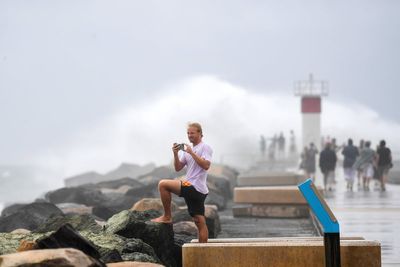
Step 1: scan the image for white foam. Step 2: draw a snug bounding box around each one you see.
[32,75,400,179]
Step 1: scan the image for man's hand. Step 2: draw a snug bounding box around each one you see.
[184,143,211,170]
[184,143,193,155]
[172,143,180,154]
[173,143,185,172]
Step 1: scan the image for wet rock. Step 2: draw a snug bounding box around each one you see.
[93,205,119,220]
[85,177,144,191]
[57,202,93,215]
[173,221,197,236]
[172,205,220,238]
[131,198,178,212]
[34,214,102,234]
[0,232,46,255]
[208,164,239,191]
[101,249,123,263]
[0,248,104,267]
[136,166,185,184]
[0,203,25,217]
[205,189,226,210]
[82,231,160,264]
[36,223,102,261]
[105,210,175,267]
[122,252,160,263]
[204,205,221,238]
[17,240,37,252]
[0,202,63,232]
[98,195,138,215]
[208,174,232,200]
[45,187,109,207]
[125,182,160,201]
[11,229,31,235]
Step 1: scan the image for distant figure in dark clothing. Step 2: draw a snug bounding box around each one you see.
[319,143,337,191]
[260,135,266,158]
[277,132,285,159]
[376,140,392,191]
[289,130,297,158]
[342,139,359,191]
[353,141,375,191]
[304,143,318,182]
[355,139,365,188]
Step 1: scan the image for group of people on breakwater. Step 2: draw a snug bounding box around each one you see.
[300,138,393,192]
[259,130,297,160]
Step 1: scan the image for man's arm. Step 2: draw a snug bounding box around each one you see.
[172,143,185,172]
[189,151,211,170]
[185,145,211,170]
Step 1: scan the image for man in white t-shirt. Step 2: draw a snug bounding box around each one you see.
[151,122,213,243]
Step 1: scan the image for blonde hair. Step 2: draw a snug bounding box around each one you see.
[187,122,203,137]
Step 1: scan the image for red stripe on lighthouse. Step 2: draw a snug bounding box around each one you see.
[301,97,321,113]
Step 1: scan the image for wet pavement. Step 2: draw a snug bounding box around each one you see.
[218,200,319,238]
[322,177,400,266]
[219,166,399,266]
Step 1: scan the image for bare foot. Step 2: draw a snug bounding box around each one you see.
[151,216,172,224]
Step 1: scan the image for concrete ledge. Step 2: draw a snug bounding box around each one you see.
[232,204,310,218]
[234,186,322,204]
[183,240,381,267]
[190,237,366,243]
[237,172,303,186]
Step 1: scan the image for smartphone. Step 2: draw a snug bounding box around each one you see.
[179,144,185,150]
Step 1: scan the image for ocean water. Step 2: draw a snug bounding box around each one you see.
[0,165,62,211]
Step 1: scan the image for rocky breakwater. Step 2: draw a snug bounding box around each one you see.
[0,163,236,267]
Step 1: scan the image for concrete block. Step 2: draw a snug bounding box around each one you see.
[183,240,381,267]
[190,237,366,243]
[232,204,310,218]
[234,186,321,204]
[237,172,304,186]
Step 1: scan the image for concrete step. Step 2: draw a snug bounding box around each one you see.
[234,186,323,204]
[183,240,381,267]
[237,172,304,186]
[232,204,310,218]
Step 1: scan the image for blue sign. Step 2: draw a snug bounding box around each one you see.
[298,179,339,233]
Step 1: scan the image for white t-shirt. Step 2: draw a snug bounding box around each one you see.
[179,142,213,194]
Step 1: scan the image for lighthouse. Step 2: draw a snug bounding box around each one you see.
[294,74,328,151]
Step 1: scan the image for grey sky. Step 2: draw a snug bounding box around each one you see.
[0,0,399,164]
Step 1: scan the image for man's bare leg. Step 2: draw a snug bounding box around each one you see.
[381,173,387,191]
[193,215,208,243]
[151,179,181,223]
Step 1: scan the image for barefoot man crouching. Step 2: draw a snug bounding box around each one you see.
[151,122,212,243]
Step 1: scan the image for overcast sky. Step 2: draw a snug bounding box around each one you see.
[0,0,399,165]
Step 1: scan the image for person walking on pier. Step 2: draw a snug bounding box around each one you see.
[356,139,365,188]
[353,141,375,191]
[151,122,213,243]
[289,130,297,159]
[260,135,266,159]
[278,132,286,159]
[376,140,392,191]
[319,142,337,191]
[304,143,318,182]
[342,139,359,191]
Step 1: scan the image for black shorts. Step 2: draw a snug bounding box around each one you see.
[179,181,207,217]
[377,164,391,178]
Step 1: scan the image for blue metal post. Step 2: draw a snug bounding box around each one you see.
[298,179,341,267]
